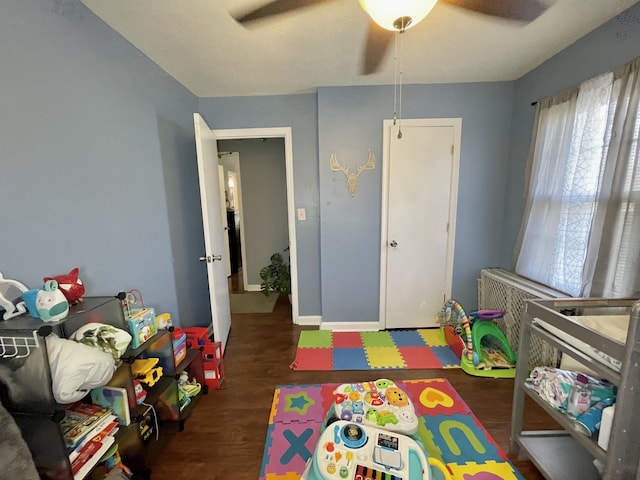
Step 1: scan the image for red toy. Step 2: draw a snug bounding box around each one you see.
[44,267,85,305]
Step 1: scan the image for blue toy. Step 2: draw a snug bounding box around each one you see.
[301,421,451,480]
[304,380,452,480]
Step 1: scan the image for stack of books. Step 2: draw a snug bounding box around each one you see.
[60,402,119,479]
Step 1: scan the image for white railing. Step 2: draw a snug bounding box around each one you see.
[478,268,566,367]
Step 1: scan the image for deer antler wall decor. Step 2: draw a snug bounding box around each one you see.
[330,149,376,198]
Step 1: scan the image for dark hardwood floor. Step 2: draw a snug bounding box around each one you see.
[149,273,553,479]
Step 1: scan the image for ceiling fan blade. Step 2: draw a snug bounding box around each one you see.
[233,0,337,24]
[362,19,395,75]
[440,0,551,22]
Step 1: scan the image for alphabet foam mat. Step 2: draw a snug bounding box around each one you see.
[290,329,461,370]
[259,378,524,479]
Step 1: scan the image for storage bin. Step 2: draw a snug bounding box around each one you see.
[172,332,187,366]
[202,341,224,390]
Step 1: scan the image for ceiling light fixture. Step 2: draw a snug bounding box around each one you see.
[359,0,437,32]
[360,0,437,139]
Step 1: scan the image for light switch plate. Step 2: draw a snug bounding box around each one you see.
[297,208,306,221]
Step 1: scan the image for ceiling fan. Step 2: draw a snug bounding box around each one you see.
[232,0,551,75]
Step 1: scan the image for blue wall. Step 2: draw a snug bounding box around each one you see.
[502,3,640,266]
[318,84,514,321]
[200,82,514,321]
[0,0,207,326]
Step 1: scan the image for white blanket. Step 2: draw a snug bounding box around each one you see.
[534,315,628,372]
[46,335,115,404]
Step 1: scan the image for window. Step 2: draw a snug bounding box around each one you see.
[515,57,640,298]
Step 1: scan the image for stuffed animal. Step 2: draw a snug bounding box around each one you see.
[36,280,69,322]
[44,267,85,305]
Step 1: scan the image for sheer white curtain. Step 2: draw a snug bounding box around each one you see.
[515,56,640,298]
[515,74,613,296]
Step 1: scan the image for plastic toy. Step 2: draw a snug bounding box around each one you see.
[43,267,85,305]
[0,272,28,320]
[155,312,173,330]
[322,379,419,435]
[126,308,157,348]
[131,358,163,387]
[119,289,145,318]
[134,379,147,404]
[438,299,517,378]
[301,421,451,480]
[36,280,69,322]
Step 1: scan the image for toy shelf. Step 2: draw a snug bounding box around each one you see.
[0,297,151,480]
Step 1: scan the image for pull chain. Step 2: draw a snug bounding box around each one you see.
[393,31,398,127]
[397,28,404,139]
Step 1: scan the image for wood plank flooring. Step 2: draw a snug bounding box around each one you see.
[149,288,554,479]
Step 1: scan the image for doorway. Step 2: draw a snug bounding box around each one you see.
[217,152,242,280]
[212,127,299,324]
[379,118,461,329]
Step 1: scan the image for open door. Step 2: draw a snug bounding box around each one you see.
[194,113,231,353]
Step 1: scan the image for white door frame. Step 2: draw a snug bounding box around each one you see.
[379,118,461,328]
[212,127,299,325]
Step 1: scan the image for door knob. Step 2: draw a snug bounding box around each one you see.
[389,240,398,247]
[199,256,208,262]
[212,255,223,262]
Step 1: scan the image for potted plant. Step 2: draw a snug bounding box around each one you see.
[260,248,291,299]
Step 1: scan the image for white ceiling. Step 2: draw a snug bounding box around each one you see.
[80,0,639,97]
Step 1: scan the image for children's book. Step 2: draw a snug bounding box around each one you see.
[90,386,131,426]
[72,435,115,480]
[68,418,119,464]
[60,403,113,449]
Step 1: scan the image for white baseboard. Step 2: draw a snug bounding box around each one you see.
[320,321,382,332]
[296,315,321,326]
[245,284,261,292]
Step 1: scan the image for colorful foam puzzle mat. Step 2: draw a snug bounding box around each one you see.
[259,378,524,480]
[290,329,461,370]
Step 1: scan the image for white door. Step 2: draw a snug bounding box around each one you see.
[194,113,232,353]
[218,165,232,277]
[380,119,461,329]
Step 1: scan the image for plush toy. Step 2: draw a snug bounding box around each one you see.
[44,267,85,305]
[36,280,69,322]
